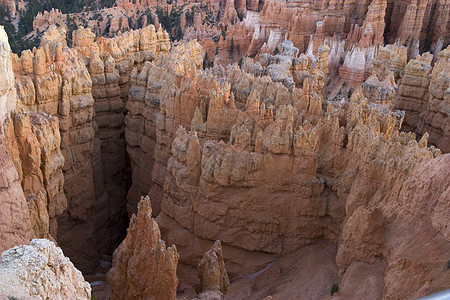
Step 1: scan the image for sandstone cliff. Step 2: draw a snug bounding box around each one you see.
[6,112,66,240]
[72,24,171,256]
[0,25,31,253]
[149,41,447,299]
[125,40,202,215]
[3,23,172,273]
[11,25,98,272]
[0,3,449,299]
[395,45,450,153]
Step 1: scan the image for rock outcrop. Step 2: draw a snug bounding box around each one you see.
[33,9,65,31]
[11,26,98,272]
[146,41,447,299]
[197,240,230,299]
[73,25,171,220]
[0,3,449,298]
[107,196,179,300]
[2,23,173,273]
[395,51,434,133]
[395,45,450,153]
[72,24,171,255]
[0,25,31,253]
[385,0,450,55]
[0,239,91,300]
[125,40,202,215]
[6,112,66,240]
[416,46,450,153]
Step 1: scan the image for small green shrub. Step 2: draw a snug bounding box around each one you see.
[330,283,339,295]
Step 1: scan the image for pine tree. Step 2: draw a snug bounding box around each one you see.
[229,37,234,59]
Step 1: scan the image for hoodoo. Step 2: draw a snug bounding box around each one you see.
[0,0,448,299]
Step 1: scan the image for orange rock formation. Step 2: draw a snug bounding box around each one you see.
[0,1,449,298]
[197,240,230,299]
[107,196,179,300]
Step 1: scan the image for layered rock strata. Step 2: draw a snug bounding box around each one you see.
[395,51,434,133]
[146,42,448,299]
[395,46,450,153]
[416,46,450,153]
[72,25,171,219]
[125,40,202,215]
[0,26,31,253]
[6,112,66,240]
[2,24,172,272]
[0,4,449,299]
[384,0,450,54]
[11,26,98,272]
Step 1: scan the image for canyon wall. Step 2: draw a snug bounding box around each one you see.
[1,23,172,273]
[11,26,98,272]
[0,26,31,252]
[0,1,449,298]
[6,112,65,241]
[72,24,171,257]
[125,40,202,215]
[395,45,450,152]
[120,39,449,298]
[384,0,450,55]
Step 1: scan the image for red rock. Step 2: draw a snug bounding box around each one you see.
[197,240,230,297]
[107,196,179,300]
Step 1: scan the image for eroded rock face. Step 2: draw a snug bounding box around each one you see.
[73,25,171,224]
[385,0,450,55]
[0,26,31,253]
[107,196,179,300]
[72,24,171,257]
[380,154,450,298]
[3,23,173,272]
[395,51,433,133]
[0,4,449,298]
[6,112,66,240]
[0,239,91,300]
[395,45,450,153]
[145,41,447,299]
[10,25,99,272]
[125,40,202,216]
[416,46,450,153]
[197,240,230,298]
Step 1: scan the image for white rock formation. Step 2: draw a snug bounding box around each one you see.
[0,239,91,300]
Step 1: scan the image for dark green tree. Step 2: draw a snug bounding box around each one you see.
[229,37,234,59]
